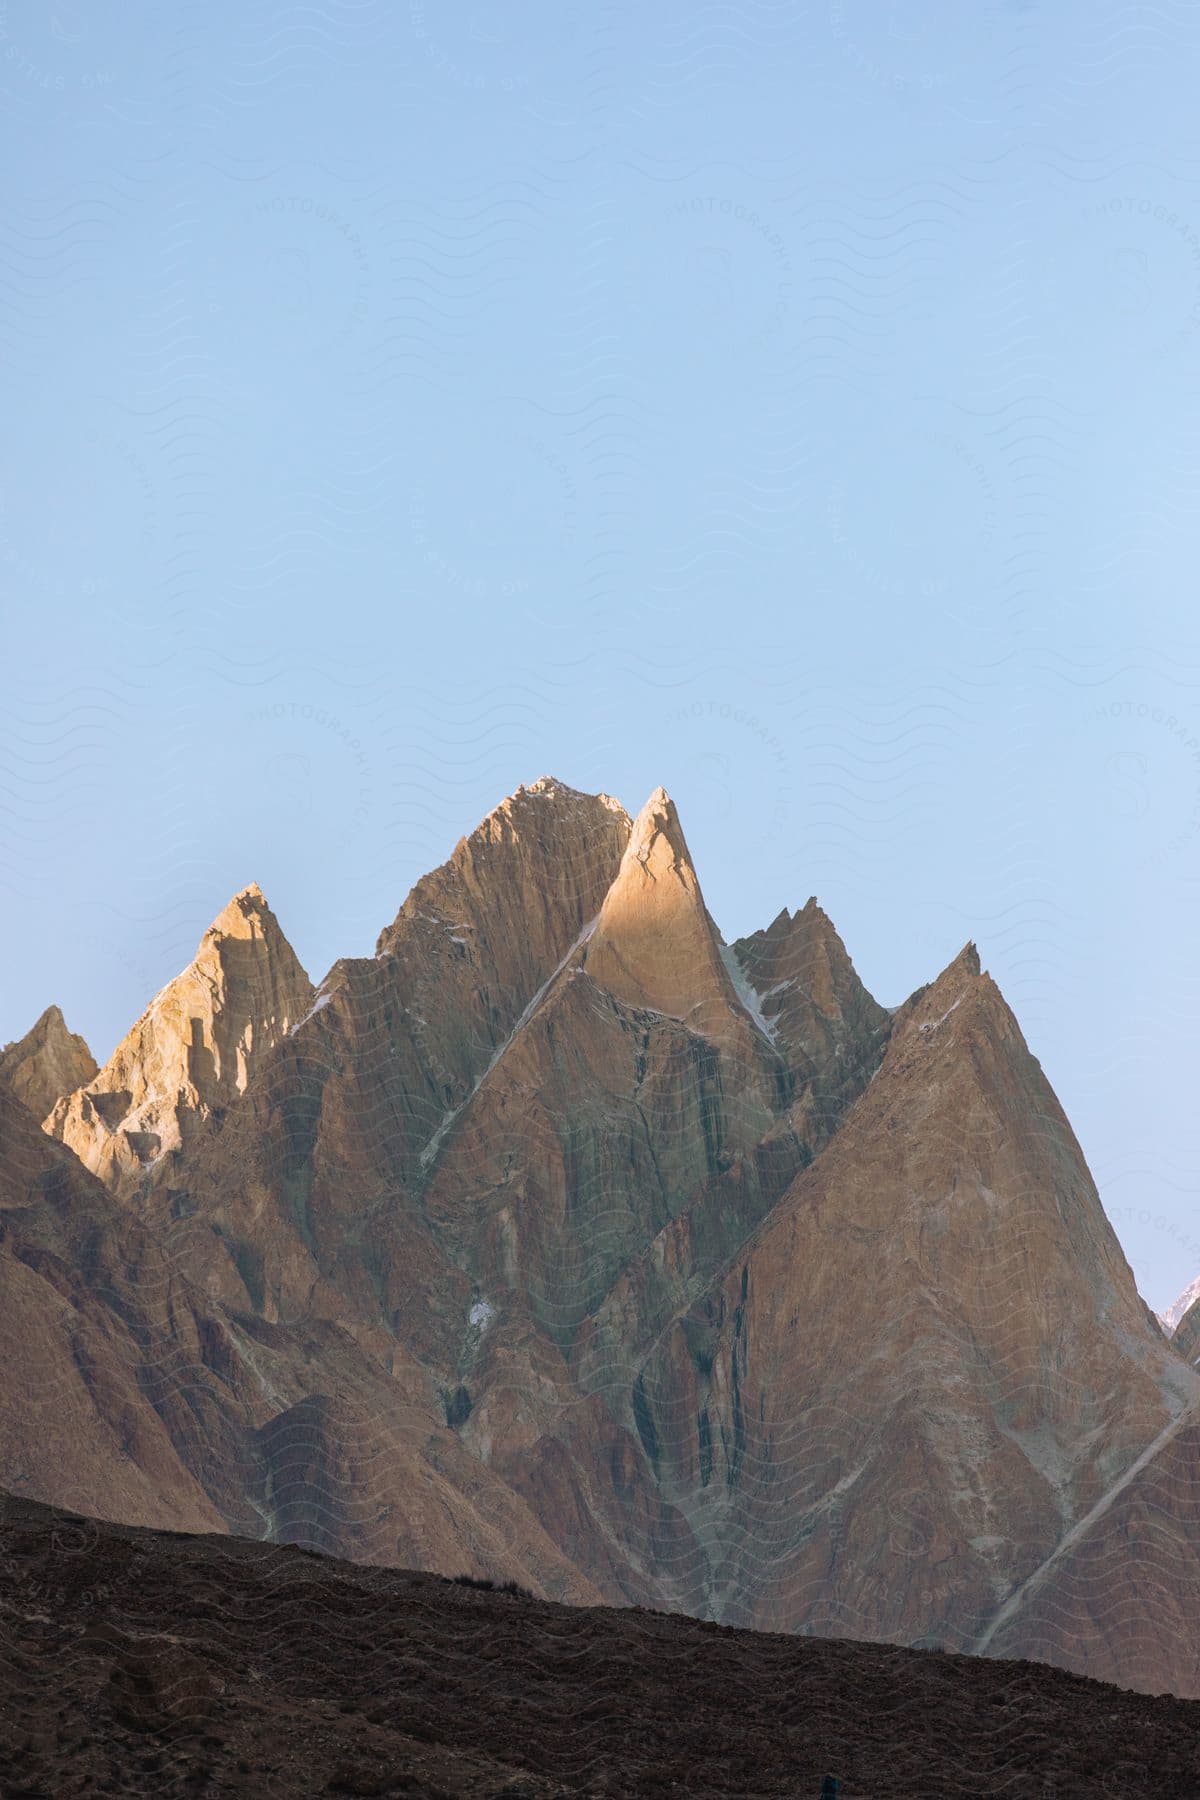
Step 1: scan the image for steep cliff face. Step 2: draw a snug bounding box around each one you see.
[139,781,638,1351]
[9,775,1200,1698]
[586,788,754,1042]
[44,887,314,1196]
[978,1404,1200,1694]
[0,1005,97,1122]
[407,788,808,1602]
[0,1073,605,1600]
[139,783,803,1604]
[636,942,1197,1655]
[0,1079,226,1533]
[1165,1281,1200,1358]
[420,786,790,1335]
[372,775,633,1131]
[730,899,892,1157]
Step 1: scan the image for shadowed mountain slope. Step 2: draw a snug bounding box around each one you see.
[5,776,1200,1698]
[0,1003,97,1122]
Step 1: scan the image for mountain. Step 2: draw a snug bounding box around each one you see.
[44,885,315,1196]
[730,897,891,1155]
[634,941,1195,1655]
[0,1003,97,1121]
[973,1399,1200,1695]
[0,1047,601,1599]
[1162,1274,1200,1337]
[0,1076,225,1533]
[6,775,1200,1699]
[7,1492,1200,1800]
[1171,1291,1200,1364]
[585,785,754,1038]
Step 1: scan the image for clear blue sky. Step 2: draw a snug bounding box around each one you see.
[4,3,1200,1311]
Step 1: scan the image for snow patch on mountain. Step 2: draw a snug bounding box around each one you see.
[719,944,780,1044]
[920,997,963,1034]
[419,916,599,1171]
[291,988,332,1034]
[1160,1272,1200,1334]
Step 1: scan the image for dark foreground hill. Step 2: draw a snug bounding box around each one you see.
[9,779,1200,1697]
[2,1495,1199,1799]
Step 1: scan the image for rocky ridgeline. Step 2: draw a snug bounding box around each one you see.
[3,775,1200,1700]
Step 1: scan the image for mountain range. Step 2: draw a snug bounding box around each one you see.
[4,775,1200,1698]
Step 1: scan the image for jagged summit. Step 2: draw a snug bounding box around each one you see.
[376,778,632,964]
[1163,1273,1200,1336]
[583,786,749,1035]
[636,870,1192,1673]
[1171,1288,1200,1361]
[519,774,627,814]
[731,894,892,1153]
[890,940,990,1040]
[522,774,585,796]
[205,882,277,938]
[0,1003,97,1123]
[12,773,1200,1703]
[465,776,631,846]
[624,785,681,862]
[44,887,313,1196]
[621,786,690,872]
[355,781,634,1151]
[948,938,981,979]
[733,898,886,1042]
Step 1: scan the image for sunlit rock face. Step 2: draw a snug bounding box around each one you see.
[44,885,314,1196]
[0,1004,97,1122]
[8,775,1200,1698]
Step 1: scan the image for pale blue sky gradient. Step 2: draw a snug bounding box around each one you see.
[3,2,1200,1309]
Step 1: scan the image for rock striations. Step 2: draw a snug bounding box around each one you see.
[731,898,891,1154]
[5,776,1200,1700]
[1174,1294,1200,1365]
[0,1004,97,1122]
[636,941,1194,1652]
[1163,1274,1200,1344]
[585,786,747,1035]
[44,885,314,1196]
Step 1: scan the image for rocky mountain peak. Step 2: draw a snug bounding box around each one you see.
[729,899,891,1146]
[520,774,627,813]
[323,782,637,1161]
[8,773,1200,1704]
[632,904,1192,1677]
[624,786,686,867]
[43,888,313,1195]
[225,878,265,905]
[946,938,982,979]
[618,788,683,871]
[1172,1297,1200,1364]
[377,779,632,964]
[736,898,862,1012]
[583,786,747,1034]
[477,774,632,846]
[0,1003,98,1123]
[890,940,992,1046]
[204,882,279,943]
[1162,1274,1200,1337]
